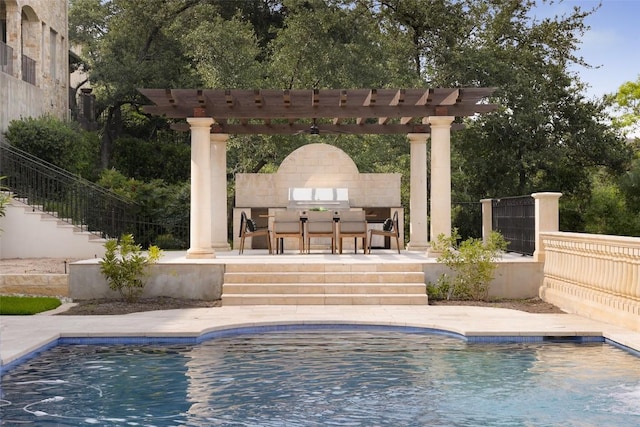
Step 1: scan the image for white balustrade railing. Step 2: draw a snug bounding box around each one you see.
[540,232,640,331]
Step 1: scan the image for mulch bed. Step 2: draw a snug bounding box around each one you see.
[429,297,565,314]
[57,297,221,315]
[56,297,562,315]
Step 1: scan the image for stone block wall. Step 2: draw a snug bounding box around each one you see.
[1,0,69,133]
[236,143,401,208]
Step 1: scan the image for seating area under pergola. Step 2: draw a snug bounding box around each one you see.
[138,88,498,258]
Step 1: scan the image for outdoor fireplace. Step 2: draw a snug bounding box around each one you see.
[287,187,350,211]
[233,143,403,251]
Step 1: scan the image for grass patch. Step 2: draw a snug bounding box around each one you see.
[0,295,62,315]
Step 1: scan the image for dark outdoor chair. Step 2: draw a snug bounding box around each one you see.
[337,210,368,254]
[239,211,272,254]
[272,210,304,254]
[368,211,401,254]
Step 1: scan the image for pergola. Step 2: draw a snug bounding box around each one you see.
[139,88,498,258]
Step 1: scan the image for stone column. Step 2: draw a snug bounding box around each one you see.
[210,133,231,251]
[406,133,429,251]
[532,192,562,262]
[428,116,455,243]
[186,117,215,259]
[5,2,20,78]
[480,198,493,243]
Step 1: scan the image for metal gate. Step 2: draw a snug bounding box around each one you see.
[492,196,535,255]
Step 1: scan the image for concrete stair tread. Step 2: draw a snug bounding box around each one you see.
[223,282,426,288]
[224,272,424,284]
[221,294,429,305]
[225,264,424,273]
[222,260,427,306]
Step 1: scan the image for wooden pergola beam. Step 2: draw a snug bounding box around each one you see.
[141,88,498,135]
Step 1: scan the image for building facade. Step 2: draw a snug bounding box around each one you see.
[0,0,69,136]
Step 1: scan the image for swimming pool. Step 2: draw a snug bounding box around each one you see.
[1,328,639,426]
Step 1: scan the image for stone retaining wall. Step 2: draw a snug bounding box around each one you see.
[0,274,68,296]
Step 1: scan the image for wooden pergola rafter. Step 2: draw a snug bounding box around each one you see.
[139,88,498,135]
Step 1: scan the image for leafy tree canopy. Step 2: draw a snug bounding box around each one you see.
[67,0,633,234]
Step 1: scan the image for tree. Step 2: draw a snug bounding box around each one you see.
[608,76,640,136]
[440,1,631,231]
[70,0,204,168]
[68,0,631,236]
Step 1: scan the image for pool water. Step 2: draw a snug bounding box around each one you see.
[1,330,639,426]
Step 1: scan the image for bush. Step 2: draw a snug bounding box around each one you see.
[99,234,162,302]
[5,116,98,177]
[0,296,61,315]
[0,176,10,218]
[428,229,508,301]
[154,233,186,250]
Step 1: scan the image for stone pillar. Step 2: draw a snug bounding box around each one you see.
[480,198,493,243]
[186,117,215,259]
[406,133,430,251]
[428,116,455,243]
[210,133,231,251]
[5,2,20,78]
[532,192,562,262]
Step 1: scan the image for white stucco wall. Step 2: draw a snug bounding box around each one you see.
[0,199,106,259]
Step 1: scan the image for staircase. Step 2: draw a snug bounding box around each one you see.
[222,261,428,305]
[1,196,107,259]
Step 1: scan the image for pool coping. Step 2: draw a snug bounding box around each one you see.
[2,305,640,374]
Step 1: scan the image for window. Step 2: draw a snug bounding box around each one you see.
[49,28,57,80]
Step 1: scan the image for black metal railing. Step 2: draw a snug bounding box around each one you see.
[0,41,13,75]
[491,195,535,255]
[0,141,188,248]
[21,54,35,85]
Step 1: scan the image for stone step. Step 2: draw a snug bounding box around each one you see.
[221,261,427,306]
[224,271,424,284]
[224,262,424,273]
[221,293,429,305]
[223,282,426,295]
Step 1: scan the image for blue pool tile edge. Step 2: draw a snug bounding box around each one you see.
[2,323,633,376]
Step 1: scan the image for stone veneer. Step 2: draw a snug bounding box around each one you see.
[236,143,400,208]
[1,0,69,133]
[0,274,68,296]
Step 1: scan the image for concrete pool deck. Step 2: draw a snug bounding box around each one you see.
[2,304,640,371]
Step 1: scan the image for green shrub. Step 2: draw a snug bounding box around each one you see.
[0,295,62,315]
[5,116,98,177]
[0,176,11,223]
[429,229,508,301]
[154,233,186,250]
[99,234,162,302]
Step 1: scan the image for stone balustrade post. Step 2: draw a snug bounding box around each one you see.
[532,192,562,262]
[480,198,493,243]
